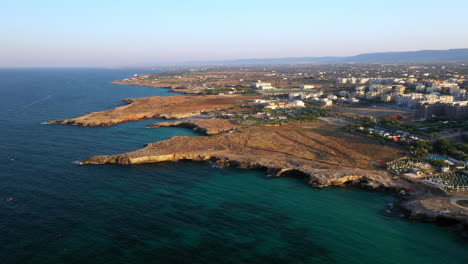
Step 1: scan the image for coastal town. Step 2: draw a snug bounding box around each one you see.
[120,63,467,118]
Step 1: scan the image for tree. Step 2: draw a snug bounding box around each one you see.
[411,146,429,160]
[409,141,432,160]
[432,139,454,156]
[429,159,447,168]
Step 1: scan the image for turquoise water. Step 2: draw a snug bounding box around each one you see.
[0,69,466,264]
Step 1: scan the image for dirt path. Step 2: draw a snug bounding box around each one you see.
[449,196,468,211]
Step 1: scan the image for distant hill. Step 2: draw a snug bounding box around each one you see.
[344,49,468,63]
[189,49,468,65]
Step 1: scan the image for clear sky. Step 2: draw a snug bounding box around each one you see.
[1,0,467,67]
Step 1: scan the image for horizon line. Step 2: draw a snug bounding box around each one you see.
[2,48,468,69]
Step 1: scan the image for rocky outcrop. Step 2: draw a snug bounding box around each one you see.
[48,95,261,126]
[82,123,405,189]
[148,118,240,135]
[397,197,468,237]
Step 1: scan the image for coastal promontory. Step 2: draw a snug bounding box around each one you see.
[82,122,405,188]
[48,95,261,126]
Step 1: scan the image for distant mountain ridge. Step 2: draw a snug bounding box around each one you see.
[189,49,468,65]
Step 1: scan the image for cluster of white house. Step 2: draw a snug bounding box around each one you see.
[414,82,466,98]
[254,91,334,109]
[336,77,418,85]
[263,100,306,109]
[288,91,335,107]
[251,81,328,108]
[335,84,404,103]
[336,83,467,109]
[252,79,467,115]
[337,76,466,98]
[337,76,467,86]
[251,81,315,90]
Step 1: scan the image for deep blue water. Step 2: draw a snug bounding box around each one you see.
[0,68,466,264]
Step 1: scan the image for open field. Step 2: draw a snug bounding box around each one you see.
[339,105,413,119]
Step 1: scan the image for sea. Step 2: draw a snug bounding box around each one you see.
[0,68,466,264]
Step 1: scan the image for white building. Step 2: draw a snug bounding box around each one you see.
[303,91,323,99]
[369,84,383,91]
[355,86,366,94]
[438,95,454,103]
[415,84,426,92]
[288,93,302,100]
[426,85,441,93]
[291,100,306,107]
[338,91,348,97]
[252,82,272,89]
[365,91,380,100]
[449,86,462,95]
[377,86,393,94]
[441,167,450,173]
[259,84,275,90]
[359,78,370,84]
[299,85,315,89]
[320,98,333,107]
[393,85,406,94]
[381,94,393,102]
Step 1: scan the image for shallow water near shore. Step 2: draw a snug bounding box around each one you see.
[0,68,466,264]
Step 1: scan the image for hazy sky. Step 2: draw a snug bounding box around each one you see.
[1,0,467,67]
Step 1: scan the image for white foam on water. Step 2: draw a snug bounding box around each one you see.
[23,95,53,109]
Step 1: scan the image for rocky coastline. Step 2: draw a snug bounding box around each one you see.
[81,149,468,235]
[49,92,468,237]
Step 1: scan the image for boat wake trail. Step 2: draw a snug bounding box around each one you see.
[23,95,53,109]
